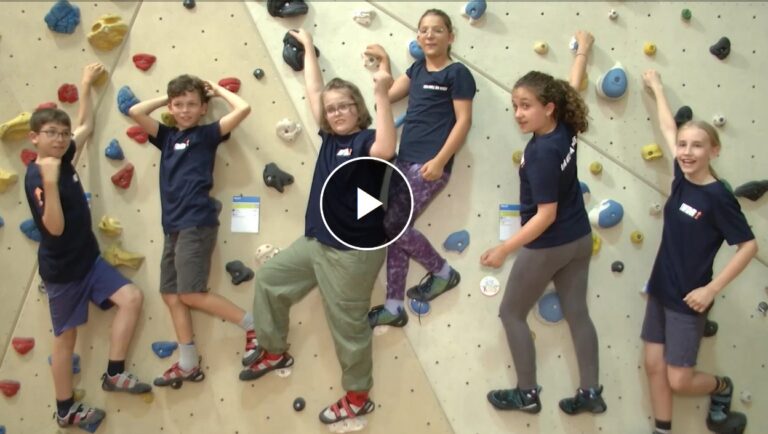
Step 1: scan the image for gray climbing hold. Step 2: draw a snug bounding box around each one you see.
[253,68,265,80]
[734,180,768,201]
[263,162,294,193]
[757,301,768,316]
[182,0,195,9]
[674,106,693,127]
[709,37,731,60]
[293,397,306,411]
[225,260,254,285]
[611,261,624,273]
[703,319,718,337]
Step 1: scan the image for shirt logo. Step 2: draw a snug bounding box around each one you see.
[560,136,578,171]
[174,139,190,151]
[423,84,448,91]
[679,203,703,219]
[73,173,79,183]
[336,148,352,157]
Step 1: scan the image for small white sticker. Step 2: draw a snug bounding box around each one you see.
[480,275,501,297]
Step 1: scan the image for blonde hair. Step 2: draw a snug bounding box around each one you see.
[678,120,721,178]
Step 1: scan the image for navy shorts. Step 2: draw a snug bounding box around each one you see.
[47,257,131,336]
[160,225,217,294]
[640,294,706,367]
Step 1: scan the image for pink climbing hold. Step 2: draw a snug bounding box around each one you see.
[21,149,38,166]
[0,380,20,397]
[36,101,58,111]
[11,337,35,355]
[132,53,156,71]
[57,83,78,103]
[126,125,148,144]
[218,77,241,93]
[111,163,134,189]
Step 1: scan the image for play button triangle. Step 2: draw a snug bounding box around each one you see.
[357,188,382,220]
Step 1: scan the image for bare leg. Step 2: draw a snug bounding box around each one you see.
[107,284,143,360]
[179,292,246,325]
[163,293,194,343]
[667,366,718,395]
[52,329,77,401]
[644,342,673,422]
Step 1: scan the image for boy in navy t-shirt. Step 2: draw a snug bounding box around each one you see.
[25,63,151,430]
[128,74,254,386]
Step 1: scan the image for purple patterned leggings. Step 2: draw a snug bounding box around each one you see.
[383,160,450,301]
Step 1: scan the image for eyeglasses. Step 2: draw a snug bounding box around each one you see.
[325,102,356,116]
[417,27,447,36]
[39,130,73,139]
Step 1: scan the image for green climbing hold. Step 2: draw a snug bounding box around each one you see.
[681,8,692,21]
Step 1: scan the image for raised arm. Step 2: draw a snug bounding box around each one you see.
[365,44,410,103]
[205,81,251,136]
[290,29,324,125]
[72,62,106,152]
[368,70,396,160]
[127,96,166,138]
[642,69,678,156]
[569,31,593,90]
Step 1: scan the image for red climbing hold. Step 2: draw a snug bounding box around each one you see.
[21,149,38,166]
[111,163,134,189]
[126,125,148,144]
[11,337,35,355]
[57,83,78,103]
[0,380,20,397]
[218,77,241,93]
[132,53,156,71]
[36,101,58,111]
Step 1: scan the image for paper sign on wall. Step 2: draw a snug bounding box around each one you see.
[499,204,520,241]
[231,195,260,233]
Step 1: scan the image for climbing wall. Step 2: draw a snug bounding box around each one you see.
[1,2,767,434]
[0,2,451,433]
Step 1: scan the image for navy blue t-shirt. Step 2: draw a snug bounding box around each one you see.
[519,122,591,249]
[149,122,224,234]
[24,142,100,283]
[305,129,386,250]
[399,59,476,172]
[647,161,754,315]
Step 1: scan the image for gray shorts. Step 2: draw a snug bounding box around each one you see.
[641,294,706,367]
[160,225,217,294]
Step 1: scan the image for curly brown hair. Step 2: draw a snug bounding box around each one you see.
[514,71,589,134]
[319,78,372,134]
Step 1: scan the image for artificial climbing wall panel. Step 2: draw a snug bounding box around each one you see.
[0,0,141,363]
[248,2,767,434]
[1,2,452,434]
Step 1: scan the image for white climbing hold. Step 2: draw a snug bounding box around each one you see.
[362,53,380,71]
[608,9,619,20]
[712,114,726,127]
[353,9,375,26]
[255,244,280,264]
[649,202,663,216]
[276,118,302,142]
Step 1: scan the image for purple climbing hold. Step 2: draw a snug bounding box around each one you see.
[151,341,178,358]
[45,0,81,34]
[117,86,140,116]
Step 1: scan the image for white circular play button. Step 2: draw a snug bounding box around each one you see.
[320,157,413,251]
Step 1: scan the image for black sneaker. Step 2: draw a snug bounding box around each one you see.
[367,305,408,328]
[708,376,733,424]
[406,268,461,302]
[559,385,607,415]
[487,386,541,413]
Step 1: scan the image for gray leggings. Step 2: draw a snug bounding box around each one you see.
[499,233,599,390]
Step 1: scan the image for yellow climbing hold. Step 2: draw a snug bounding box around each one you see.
[512,150,523,165]
[630,230,644,244]
[87,15,128,51]
[161,112,177,127]
[104,242,145,269]
[0,168,19,193]
[592,233,601,255]
[98,215,123,237]
[579,72,589,91]
[643,42,657,56]
[93,69,108,87]
[589,161,603,175]
[0,112,32,141]
[641,143,663,161]
[533,41,548,55]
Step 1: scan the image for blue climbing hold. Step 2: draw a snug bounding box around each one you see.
[1,424,6,434]
[463,0,487,23]
[588,199,624,228]
[20,218,42,242]
[443,229,470,253]
[151,341,178,358]
[44,0,81,34]
[409,40,424,61]
[408,298,430,316]
[48,353,81,374]
[596,62,628,99]
[104,139,124,160]
[0,215,4,228]
[537,291,563,323]
[117,86,140,116]
[579,181,590,195]
[394,113,406,129]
